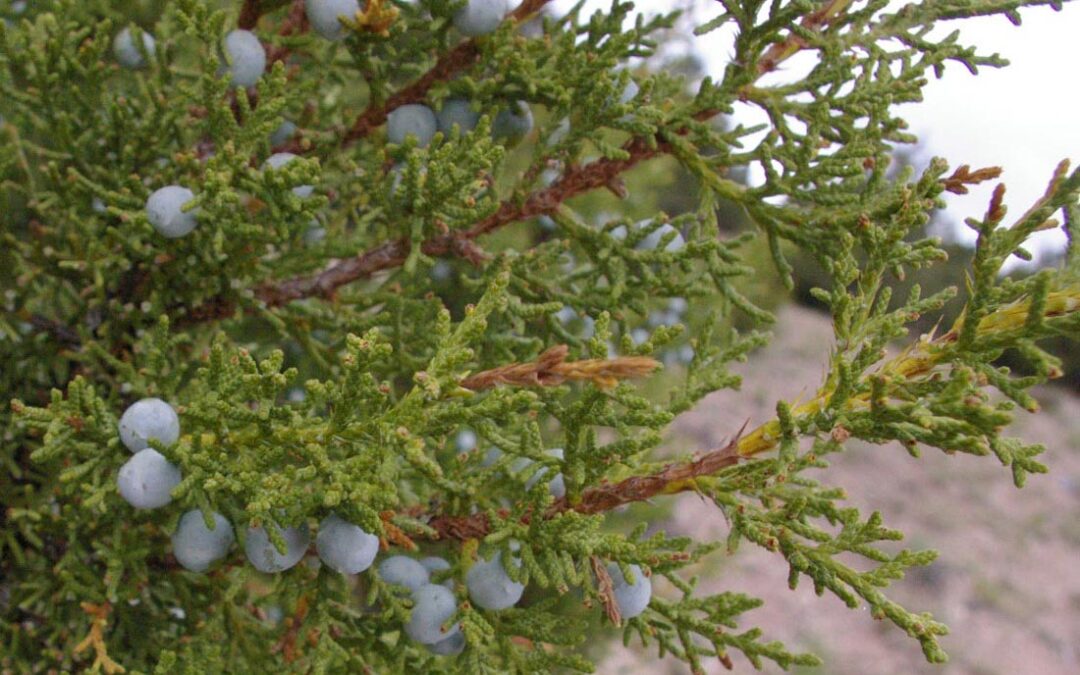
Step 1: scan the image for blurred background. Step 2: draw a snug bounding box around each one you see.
[530,1,1080,672]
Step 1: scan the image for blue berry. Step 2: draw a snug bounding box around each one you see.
[315,514,379,575]
[386,104,437,147]
[270,120,297,147]
[436,98,479,136]
[524,448,565,498]
[480,446,502,468]
[172,510,235,573]
[305,0,360,41]
[492,101,533,143]
[453,0,508,37]
[379,555,429,591]
[245,522,310,573]
[117,449,181,509]
[454,429,477,452]
[637,221,684,252]
[420,556,451,574]
[146,186,198,238]
[606,563,651,619]
[427,630,466,656]
[405,583,459,645]
[465,550,524,610]
[420,556,454,588]
[222,30,266,88]
[118,398,180,452]
[113,27,155,69]
[264,152,314,198]
[304,223,326,244]
[619,79,640,105]
[430,261,453,281]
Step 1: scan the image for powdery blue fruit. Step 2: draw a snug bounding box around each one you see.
[637,222,684,252]
[420,556,451,574]
[430,260,453,281]
[172,510,235,573]
[386,104,437,147]
[315,514,379,575]
[606,563,652,619]
[304,224,326,244]
[264,152,314,198]
[245,522,311,573]
[420,556,454,588]
[524,448,565,498]
[222,29,266,88]
[618,79,640,105]
[270,120,297,147]
[405,583,459,645]
[305,0,360,40]
[146,186,198,238]
[379,555,429,591]
[453,0,508,37]
[465,550,524,610]
[118,398,180,452]
[427,630,466,656]
[113,27,155,69]
[454,429,477,452]
[436,98,479,136]
[480,446,502,468]
[117,449,181,509]
[492,101,533,142]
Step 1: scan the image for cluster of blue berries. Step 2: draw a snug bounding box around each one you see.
[112,0,655,647]
[112,398,375,576]
[385,97,534,149]
[114,399,652,651]
[113,400,650,649]
[114,23,266,87]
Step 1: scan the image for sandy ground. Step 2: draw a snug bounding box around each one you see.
[602,304,1080,675]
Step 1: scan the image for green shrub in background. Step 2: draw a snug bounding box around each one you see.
[2,0,1079,672]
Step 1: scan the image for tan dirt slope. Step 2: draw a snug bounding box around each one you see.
[604,304,1080,675]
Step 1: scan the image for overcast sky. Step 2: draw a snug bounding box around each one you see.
[545,0,1079,264]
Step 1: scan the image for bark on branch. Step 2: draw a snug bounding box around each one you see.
[459,345,660,391]
[426,433,744,541]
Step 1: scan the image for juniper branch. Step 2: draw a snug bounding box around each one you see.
[425,286,1080,540]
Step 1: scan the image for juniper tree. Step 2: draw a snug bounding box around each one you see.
[2,0,1079,672]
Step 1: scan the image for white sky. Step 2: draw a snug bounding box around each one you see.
[543,0,1080,264]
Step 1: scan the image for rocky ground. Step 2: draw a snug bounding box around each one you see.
[602,304,1080,675]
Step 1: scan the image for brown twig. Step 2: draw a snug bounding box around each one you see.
[590,555,623,625]
[73,602,125,674]
[25,312,81,346]
[459,345,660,391]
[426,433,743,541]
[237,0,266,30]
[179,125,690,325]
[942,164,1004,195]
[270,594,310,663]
[756,0,855,75]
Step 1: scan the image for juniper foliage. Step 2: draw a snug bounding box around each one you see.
[2,0,1079,672]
